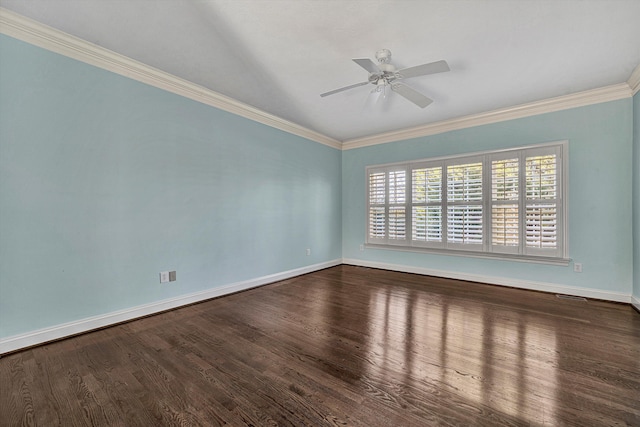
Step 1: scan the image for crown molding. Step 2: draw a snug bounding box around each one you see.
[0,8,342,150]
[628,64,640,96]
[342,83,633,150]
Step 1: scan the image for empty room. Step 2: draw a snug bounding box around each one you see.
[1,1,639,425]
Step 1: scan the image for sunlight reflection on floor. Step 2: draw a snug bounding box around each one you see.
[364,286,558,425]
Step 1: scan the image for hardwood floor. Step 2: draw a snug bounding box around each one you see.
[2,265,639,426]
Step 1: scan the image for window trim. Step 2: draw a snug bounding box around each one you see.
[365,141,569,265]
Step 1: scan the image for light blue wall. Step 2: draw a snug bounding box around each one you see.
[1,32,637,341]
[634,91,640,301]
[343,100,634,294]
[0,35,342,338]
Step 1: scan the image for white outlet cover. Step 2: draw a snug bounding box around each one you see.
[160,271,170,283]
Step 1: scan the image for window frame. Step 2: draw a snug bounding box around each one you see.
[365,141,569,265]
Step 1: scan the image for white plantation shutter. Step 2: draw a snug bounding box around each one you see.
[446,161,483,249]
[369,207,385,239]
[412,206,442,242]
[524,147,562,257]
[411,166,442,245]
[365,141,566,262]
[366,167,408,245]
[525,204,556,247]
[446,162,483,202]
[491,157,519,253]
[368,172,386,242]
[388,207,406,240]
[387,170,406,242]
[447,205,483,244]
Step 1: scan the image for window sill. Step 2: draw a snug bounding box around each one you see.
[364,244,570,266]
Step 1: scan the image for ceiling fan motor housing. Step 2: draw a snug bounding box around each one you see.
[378,63,396,73]
[375,48,392,63]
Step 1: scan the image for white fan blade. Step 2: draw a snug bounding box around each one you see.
[391,82,433,108]
[320,81,370,97]
[396,60,450,79]
[352,58,380,74]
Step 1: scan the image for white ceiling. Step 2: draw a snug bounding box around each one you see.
[2,0,640,142]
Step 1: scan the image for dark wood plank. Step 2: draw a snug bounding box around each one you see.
[1,265,639,426]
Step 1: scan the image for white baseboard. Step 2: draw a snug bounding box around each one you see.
[3,258,633,355]
[0,259,341,355]
[342,258,632,303]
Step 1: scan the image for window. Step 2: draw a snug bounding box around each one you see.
[366,142,567,263]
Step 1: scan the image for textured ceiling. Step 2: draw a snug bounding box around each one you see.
[2,0,640,141]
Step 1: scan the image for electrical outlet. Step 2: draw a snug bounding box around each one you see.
[159,271,170,283]
[359,244,364,251]
[306,248,311,256]
[573,262,583,273]
[169,271,176,282]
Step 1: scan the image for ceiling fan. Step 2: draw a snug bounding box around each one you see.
[320,49,449,108]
